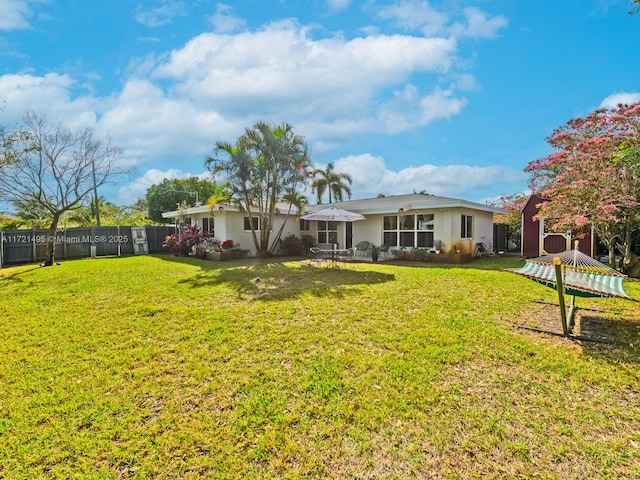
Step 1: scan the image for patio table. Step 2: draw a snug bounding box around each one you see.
[312,247,353,267]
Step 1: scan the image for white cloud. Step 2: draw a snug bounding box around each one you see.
[0,14,481,171]
[377,1,507,39]
[117,168,195,204]
[0,73,98,128]
[0,0,36,31]
[600,91,640,109]
[378,0,449,35]
[152,22,459,135]
[333,154,525,200]
[208,3,246,33]
[0,11,513,205]
[451,7,508,39]
[327,0,351,13]
[134,0,188,28]
[97,79,237,159]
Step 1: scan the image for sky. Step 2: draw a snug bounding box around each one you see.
[1,0,639,208]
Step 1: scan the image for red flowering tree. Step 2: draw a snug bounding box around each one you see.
[525,102,640,267]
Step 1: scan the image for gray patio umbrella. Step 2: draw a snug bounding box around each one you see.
[300,206,365,222]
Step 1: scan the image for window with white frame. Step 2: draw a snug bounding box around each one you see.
[299,218,310,232]
[461,214,473,239]
[317,221,338,244]
[383,213,434,247]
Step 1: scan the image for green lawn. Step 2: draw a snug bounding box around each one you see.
[1,255,639,479]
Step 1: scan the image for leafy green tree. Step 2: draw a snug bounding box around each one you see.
[311,162,353,204]
[145,177,218,223]
[62,197,153,226]
[206,121,311,257]
[13,200,52,228]
[110,200,156,226]
[0,111,125,266]
[0,214,22,230]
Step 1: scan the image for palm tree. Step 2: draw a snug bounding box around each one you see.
[13,200,52,229]
[311,162,353,204]
[269,190,309,255]
[206,122,311,257]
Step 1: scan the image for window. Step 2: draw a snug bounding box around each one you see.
[383,213,434,247]
[416,214,434,248]
[383,216,398,246]
[399,213,415,247]
[317,221,338,244]
[244,217,260,231]
[299,218,310,231]
[461,215,473,239]
[202,217,215,236]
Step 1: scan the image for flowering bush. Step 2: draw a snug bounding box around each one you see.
[221,240,234,251]
[163,225,208,256]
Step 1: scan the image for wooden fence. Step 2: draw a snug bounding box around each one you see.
[0,226,175,267]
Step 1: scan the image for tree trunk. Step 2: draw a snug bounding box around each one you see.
[622,216,640,277]
[43,213,61,266]
[607,236,617,269]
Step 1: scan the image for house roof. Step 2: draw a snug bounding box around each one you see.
[161,202,301,219]
[161,193,507,219]
[306,194,507,215]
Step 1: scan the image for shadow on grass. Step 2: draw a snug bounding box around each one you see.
[576,313,640,365]
[0,264,41,285]
[165,255,396,301]
[514,300,640,364]
[377,254,526,271]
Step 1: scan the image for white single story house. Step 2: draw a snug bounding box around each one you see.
[304,194,506,254]
[162,193,506,257]
[161,202,303,256]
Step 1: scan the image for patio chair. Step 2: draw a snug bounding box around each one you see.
[378,244,391,258]
[354,241,370,257]
[336,247,355,265]
[308,247,328,267]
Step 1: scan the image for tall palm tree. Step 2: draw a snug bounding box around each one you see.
[206,122,311,257]
[311,162,353,204]
[269,190,309,255]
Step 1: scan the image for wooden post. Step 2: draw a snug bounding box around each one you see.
[554,257,569,336]
[567,295,576,333]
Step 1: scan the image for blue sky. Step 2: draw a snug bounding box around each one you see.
[1,0,639,207]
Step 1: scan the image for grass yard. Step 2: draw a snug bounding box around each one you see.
[1,254,639,479]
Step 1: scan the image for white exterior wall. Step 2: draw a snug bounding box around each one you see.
[472,210,495,251]
[344,208,494,254]
[351,215,383,246]
[182,210,299,256]
[436,209,452,252]
[168,201,498,256]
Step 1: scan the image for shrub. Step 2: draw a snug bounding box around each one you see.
[410,247,429,261]
[280,234,302,255]
[301,235,315,254]
[163,225,204,256]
